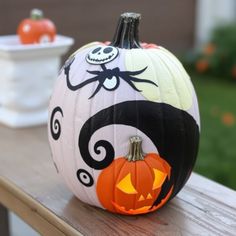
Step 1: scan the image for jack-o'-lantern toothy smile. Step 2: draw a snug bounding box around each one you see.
[86,46,119,64]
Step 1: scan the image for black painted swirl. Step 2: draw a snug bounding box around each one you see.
[78,101,199,203]
[50,106,64,140]
[77,169,94,187]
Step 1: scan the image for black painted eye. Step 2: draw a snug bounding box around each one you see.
[77,169,94,187]
[103,47,113,54]
[92,47,102,54]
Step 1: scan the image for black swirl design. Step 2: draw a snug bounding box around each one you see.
[50,106,64,140]
[78,101,199,204]
[77,169,94,187]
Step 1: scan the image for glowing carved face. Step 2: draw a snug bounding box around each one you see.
[113,168,167,214]
[86,46,119,64]
[96,153,173,215]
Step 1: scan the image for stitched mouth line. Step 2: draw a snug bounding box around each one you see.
[87,53,115,62]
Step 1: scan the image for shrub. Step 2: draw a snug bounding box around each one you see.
[184,23,236,80]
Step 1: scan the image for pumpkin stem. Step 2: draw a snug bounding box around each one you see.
[110,12,142,49]
[30,9,44,20]
[126,136,145,161]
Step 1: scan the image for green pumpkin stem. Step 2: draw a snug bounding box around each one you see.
[110,12,142,49]
[126,136,145,161]
[30,9,43,20]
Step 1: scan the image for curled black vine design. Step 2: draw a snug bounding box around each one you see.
[50,106,63,140]
[78,100,199,206]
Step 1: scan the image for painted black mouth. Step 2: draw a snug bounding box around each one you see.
[87,53,115,63]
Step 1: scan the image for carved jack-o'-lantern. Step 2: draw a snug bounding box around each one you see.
[48,13,200,215]
[97,136,173,215]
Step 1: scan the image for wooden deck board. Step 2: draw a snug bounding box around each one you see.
[0,125,235,236]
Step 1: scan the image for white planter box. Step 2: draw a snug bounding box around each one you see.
[0,35,74,127]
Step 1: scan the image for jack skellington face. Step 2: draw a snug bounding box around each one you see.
[86,46,119,64]
[64,45,158,99]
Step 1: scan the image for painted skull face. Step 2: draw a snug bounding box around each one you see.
[86,46,119,64]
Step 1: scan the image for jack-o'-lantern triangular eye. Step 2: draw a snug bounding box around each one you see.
[116,173,137,194]
[152,168,167,190]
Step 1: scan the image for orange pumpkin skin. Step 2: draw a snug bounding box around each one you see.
[97,153,173,215]
[17,11,56,44]
[141,42,159,49]
[104,41,158,49]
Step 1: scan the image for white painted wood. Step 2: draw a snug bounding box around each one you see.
[0,35,74,128]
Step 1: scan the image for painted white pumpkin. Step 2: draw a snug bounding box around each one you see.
[48,13,200,215]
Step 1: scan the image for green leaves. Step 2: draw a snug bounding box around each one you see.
[184,23,236,80]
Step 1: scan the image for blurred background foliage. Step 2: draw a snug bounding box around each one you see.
[192,74,236,189]
[185,24,236,80]
[183,23,236,189]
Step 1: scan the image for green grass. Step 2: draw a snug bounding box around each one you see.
[191,73,236,190]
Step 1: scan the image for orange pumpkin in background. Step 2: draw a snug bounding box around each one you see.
[17,9,56,44]
[97,136,173,215]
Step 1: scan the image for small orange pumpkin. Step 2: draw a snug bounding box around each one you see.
[17,9,56,44]
[97,136,173,215]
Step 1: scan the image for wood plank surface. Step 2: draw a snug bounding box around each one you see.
[0,125,236,236]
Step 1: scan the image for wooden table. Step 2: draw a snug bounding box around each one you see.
[0,125,236,236]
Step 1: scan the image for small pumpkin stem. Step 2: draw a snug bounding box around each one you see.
[110,12,142,49]
[30,9,43,20]
[126,136,145,161]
